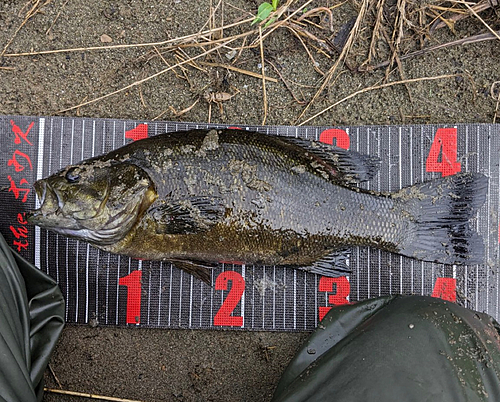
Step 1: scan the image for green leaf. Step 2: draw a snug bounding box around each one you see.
[272,0,279,10]
[263,17,276,28]
[251,2,273,25]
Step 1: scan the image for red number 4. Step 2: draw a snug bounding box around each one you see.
[426,128,461,177]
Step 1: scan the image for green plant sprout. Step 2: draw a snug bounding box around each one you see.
[252,0,279,27]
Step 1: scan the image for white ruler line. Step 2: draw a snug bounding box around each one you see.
[399,128,403,294]
[497,127,500,318]
[314,274,317,328]
[115,256,121,325]
[263,265,266,328]
[486,127,491,314]
[85,244,90,323]
[377,129,381,297]
[34,117,45,270]
[303,271,307,330]
[178,270,183,326]
[105,253,110,324]
[82,120,89,323]
[209,267,213,328]
[148,268,152,326]
[168,264,173,326]
[158,262,163,326]
[476,127,480,312]
[199,274,203,328]
[251,265,255,329]
[272,266,276,330]
[293,269,296,330]
[367,250,370,299]
[241,264,245,328]
[189,274,193,328]
[75,241,79,322]
[282,267,286,328]
[65,240,69,320]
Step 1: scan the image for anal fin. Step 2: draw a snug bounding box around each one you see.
[299,249,351,277]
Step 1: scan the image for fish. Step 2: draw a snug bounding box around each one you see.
[27,128,488,283]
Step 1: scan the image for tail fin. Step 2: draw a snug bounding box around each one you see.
[395,173,488,265]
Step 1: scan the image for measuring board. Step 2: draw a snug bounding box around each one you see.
[1,115,499,330]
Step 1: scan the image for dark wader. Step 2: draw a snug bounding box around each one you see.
[274,295,500,402]
[0,233,64,401]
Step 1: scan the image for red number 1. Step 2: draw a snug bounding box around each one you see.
[119,270,142,324]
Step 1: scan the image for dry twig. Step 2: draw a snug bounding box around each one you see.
[3,17,255,57]
[298,74,458,126]
[44,388,145,402]
[46,0,69,35]
[364,30,500,71]
[1,0,50,56]
[259,26,268,126]
[295,0,370,123]
[57,37,239,113]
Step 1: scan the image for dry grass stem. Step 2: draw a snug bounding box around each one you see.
[198,61,278,82]
[46,0,69,35]
[57,37,238,113]
[430,0,493,31]
[268,61,305,104]
[259,26,268,126]
[295,0,369,123]
[285,24,325,75]
[251,0,316,46]
[153,47,185,81]
[366,30,500,71]
[458,0,500,41]
[44,388,146,402]
[364,0,386,67]
[3,17,255,57]
[296,7,335,31]
[48,364,62,389]
[298,74,458,126]
[1,0,49,56]
[168,99,200,119]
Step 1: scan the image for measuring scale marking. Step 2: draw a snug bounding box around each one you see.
[0,116,498,330]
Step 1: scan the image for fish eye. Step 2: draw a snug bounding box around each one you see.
[65,167,81,183]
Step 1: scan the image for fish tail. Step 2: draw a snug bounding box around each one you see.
[395,172,488,265]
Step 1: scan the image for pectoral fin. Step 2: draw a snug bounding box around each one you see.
[151,196,225,235]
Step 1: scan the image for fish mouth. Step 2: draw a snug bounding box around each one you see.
[26,180,62,224]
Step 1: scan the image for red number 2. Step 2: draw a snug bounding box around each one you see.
[214,271,245,327]
[119,270,142,324]
[318,276,350,321]
[426,128,461,177]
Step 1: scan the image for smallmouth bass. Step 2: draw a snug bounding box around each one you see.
[27,129,488,282]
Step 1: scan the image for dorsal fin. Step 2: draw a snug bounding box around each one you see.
[281,137,380,185]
